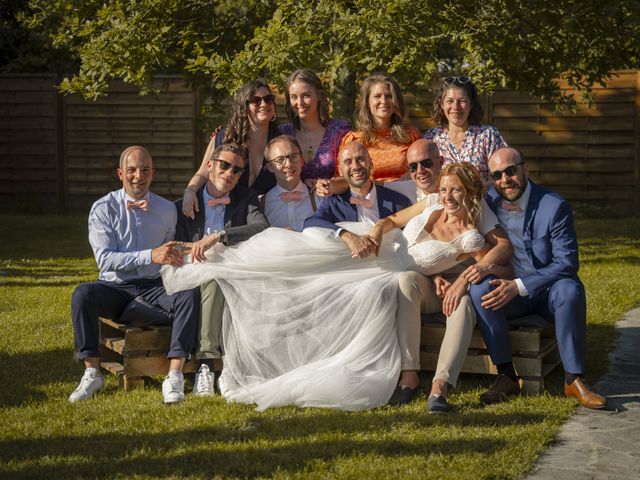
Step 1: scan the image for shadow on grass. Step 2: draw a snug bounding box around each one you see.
[0,349,76,408]
[0,408,542,479]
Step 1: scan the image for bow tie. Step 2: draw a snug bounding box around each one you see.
[126,199,148,212]
[208,196,230,207]
[350,195,374,209]
[280,191,303,202]
[501,200,523,212]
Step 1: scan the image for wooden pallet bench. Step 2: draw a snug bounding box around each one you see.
[420,313,561,394]
[98,316,222,390]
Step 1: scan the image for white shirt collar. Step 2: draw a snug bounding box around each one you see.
[275,180,307,195]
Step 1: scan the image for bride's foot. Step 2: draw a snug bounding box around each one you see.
[388,370,420,406]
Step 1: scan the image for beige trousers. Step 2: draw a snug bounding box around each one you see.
[196,280,225,359]
[396,271,476,387]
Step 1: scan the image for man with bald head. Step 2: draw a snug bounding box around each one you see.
[469,147,606,409]
[303,141,411,257]
[69,146,200,404]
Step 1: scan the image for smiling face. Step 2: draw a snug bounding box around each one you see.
[488,148,528,202]
[368,82,395,129]
[266,138,304,190]
[206,149,245,197]
[407,139,443,194]
[441,86,471,129]
[287,80,320,122]
[247,85,275,126]
[117,147,154,200]
[338,142,372,189]
[438,174,468,217]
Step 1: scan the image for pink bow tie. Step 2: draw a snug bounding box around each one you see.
[208,196,230,207]
[126,199,148,212]
[501,200,522,212]
[280,191,303,202]
[350,195,374,209]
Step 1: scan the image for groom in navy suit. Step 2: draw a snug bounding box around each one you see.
[303,141,411,258]
[469,147,606,409]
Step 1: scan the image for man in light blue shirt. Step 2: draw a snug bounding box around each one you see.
[69,146,200,404]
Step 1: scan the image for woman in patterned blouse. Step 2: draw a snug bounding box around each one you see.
[424,77,506,183]
[280,69,350,193]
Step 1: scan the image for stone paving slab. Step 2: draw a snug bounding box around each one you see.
[528,307,640,479]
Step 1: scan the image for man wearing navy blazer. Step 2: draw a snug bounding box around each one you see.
[303,141,411,258]
[175,143,268,396]
[469,147,606,409]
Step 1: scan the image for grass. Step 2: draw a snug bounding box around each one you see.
[0,213,639,480]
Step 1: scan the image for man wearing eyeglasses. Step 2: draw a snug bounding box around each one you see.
[469,147,606,409]
[263,135,317,232]
[174,143,269,396]
[303,141,412,258]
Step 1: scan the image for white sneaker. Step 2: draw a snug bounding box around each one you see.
[193,364,215,396]
[69,367,104,403]
[162,370,185,404]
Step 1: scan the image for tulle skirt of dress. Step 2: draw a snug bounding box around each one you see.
[161,223,407,411]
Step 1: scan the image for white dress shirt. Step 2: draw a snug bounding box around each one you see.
[495,181,535,296]
[352,185,380,225]
[264,181,315,232]
[88,188,176,282]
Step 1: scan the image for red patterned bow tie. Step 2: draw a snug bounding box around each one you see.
[280,191,303,202]
[208,196,230,207]
[350,195,374,209]
[501,200,522,212]
[126,199,149,212]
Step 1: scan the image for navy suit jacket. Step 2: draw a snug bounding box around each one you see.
[485,181,580,297]
[303,185,412,231]
[175,184,269,246]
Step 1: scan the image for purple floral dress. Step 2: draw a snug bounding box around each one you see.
[423,124,507,181]
[280,119,350,180]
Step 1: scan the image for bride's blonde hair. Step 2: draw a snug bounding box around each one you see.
[439,162,484,225]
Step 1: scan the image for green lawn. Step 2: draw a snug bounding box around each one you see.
[0,214,638,480]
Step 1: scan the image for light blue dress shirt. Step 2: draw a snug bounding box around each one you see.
[88,188,177,282]
[202,187,227,236]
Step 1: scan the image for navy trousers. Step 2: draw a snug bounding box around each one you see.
[71,278,199,360]
[469,275,587,375]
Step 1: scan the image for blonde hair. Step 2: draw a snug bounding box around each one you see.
[355,74,410,146]
[439,162,484,225]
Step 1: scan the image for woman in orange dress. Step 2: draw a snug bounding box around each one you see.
[339,74,421,182]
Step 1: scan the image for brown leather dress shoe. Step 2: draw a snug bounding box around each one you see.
[480,374,521,404]
[564,377,607,409]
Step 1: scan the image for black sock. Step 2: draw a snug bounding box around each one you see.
[199,359,214,370]
[565,372,582,384]
[497,362,517,381]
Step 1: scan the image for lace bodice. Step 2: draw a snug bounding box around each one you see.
[396,203,485,275]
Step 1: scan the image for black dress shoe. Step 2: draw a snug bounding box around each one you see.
[428,394,449,414]
[388,385,420,406]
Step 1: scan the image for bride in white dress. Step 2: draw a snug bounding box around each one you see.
[162,162,487,411]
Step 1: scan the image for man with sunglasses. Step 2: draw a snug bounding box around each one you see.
[69,146,201,404]
[174,143,269,396]
[469,147,606,409]
[263,135,317,231]
[303,141,412,258]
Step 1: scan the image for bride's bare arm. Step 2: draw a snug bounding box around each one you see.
[182,135,217,219]
[460,226,514,284]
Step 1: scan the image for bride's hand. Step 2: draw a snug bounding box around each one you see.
[433,275,451,299]
[367,225,384,256]
[442,278,468,316]
[191,234,221,262]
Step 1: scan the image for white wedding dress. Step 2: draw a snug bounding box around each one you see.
[162,203,484,411]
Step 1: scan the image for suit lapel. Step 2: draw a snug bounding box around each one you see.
[339,191,358,222]
[523,181,541,240]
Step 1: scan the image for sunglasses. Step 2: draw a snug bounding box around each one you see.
[443,76,471,85]
[407,158,434,173]
[247,94,276,107]
[270,153,302,166]
[211,158,245,176]
[489,162,524,181]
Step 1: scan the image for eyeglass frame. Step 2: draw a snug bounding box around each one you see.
[247,94,276,107]
[210,158,245,176]
[407,158,435,173]
[489,161,524,181]
[268,152,302,166]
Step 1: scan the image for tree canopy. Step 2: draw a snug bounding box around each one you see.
[22,0,640,120]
